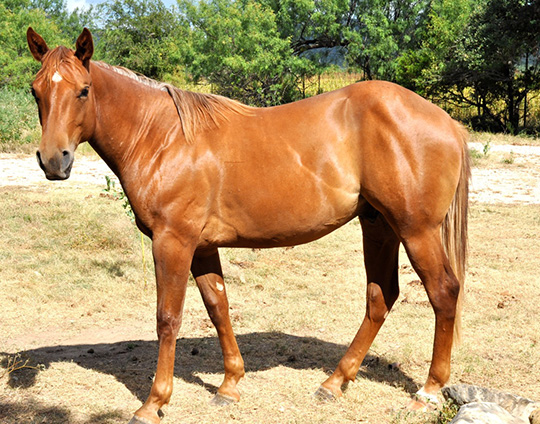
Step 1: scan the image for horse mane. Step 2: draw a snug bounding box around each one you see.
[94,61,253,144]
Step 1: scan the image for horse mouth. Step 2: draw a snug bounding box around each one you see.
[43,162,72,180]
[45,162,73,180]
[45,171,71,181]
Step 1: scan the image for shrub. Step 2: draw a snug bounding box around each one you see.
[0,88,40,152]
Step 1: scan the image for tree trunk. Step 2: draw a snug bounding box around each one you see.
[507,75,519,135]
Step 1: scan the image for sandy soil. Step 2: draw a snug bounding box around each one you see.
[2,143,539,203]
[467,142,540,204]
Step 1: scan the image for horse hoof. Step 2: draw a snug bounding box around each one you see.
[313,386,337,402]
[210,393,237,407]
[407,397,439,412]
[128,415,156,424]
[407,389,440,412]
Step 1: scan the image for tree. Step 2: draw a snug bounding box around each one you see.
[439,0,540,133]
[265,0,350,57]
[343,0,432,81]
[262,0,434,81]
[178,0,312,106]
[94,0,183,80]
[395,0,475,96]
[31,0,95,41]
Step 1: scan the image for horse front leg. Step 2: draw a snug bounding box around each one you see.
[130,232,195,424]
[191,249,245,405]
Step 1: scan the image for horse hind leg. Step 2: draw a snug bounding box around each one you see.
[317,206,400,399]
[401,228,461,410]
[191,249,245,405]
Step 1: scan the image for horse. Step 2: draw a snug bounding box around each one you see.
[27,27,470,424]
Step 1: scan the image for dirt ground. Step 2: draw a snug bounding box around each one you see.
[1,142,539,424]
[467,142,540,204]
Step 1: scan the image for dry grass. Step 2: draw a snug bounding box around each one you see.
[0,182,539,423]
[470,131,540,147]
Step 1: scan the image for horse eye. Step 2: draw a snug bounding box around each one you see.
[78,86,89,98]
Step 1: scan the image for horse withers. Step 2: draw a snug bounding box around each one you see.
[27,27,470,424]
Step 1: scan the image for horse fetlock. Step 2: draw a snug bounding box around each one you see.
[224,355,244,376]
[319,373,348,399]
[335,356,362,383]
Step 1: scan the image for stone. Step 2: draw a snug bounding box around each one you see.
[450,402,528,424]
[443,384,540,422]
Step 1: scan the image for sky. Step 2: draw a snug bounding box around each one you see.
[65,0,178,12]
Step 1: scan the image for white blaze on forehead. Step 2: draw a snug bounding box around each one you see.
[216,282,224,292]
[52,71,63,83]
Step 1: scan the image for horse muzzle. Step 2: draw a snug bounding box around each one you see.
[36,149,74,180]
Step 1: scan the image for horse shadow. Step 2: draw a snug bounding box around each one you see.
[2,332,419,403]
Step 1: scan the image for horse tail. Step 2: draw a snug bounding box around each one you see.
[441,123,470,346]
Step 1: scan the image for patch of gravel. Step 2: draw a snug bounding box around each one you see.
[1,144,540,204]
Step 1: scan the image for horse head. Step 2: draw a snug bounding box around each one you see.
[27,27,95,180]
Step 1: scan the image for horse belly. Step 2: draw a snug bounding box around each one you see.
[200,168,361,249]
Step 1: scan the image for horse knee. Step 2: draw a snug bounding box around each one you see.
[156,312,182,340]
[151,378,174,405]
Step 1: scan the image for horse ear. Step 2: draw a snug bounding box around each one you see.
[75,28,94,71]
[27,27,49,62]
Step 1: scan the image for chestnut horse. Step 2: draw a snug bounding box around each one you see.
[27,28,470,424]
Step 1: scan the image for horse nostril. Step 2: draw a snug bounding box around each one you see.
[61,149,73,171]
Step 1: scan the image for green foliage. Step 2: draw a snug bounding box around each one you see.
[94,0,184,80]
[0,88,40,150]
[0,2,62,89]
[178,0,311,106]
[265,0,432,82]
[30,0,95,41]
[395,0,475,95]
[436,400,460,423]
[266,0,350,57]
[103,175,134,222]
[439,0,540,133]
[344,0,431,81]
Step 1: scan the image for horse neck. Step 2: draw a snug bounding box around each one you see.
[88,63,183,182]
